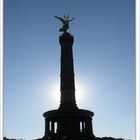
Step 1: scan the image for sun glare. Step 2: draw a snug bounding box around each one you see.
[75,80,88,106]
[75,82,85,103]
[41,79,95,108]
[50,81,60,103]
[50,80,86,103]
[45,79,90,108]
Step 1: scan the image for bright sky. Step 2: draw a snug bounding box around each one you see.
[4,0,135,140]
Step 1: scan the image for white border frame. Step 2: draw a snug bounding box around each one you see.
[135,0,140,140]
[0,0,3,139]
[0,0,139,140]
[136,0,140,140]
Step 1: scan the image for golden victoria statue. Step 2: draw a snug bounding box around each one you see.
[55,14,75,32]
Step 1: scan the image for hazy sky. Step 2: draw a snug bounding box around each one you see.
[4,0,135,140]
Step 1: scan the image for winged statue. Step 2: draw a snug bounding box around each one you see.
[54,14,75,32]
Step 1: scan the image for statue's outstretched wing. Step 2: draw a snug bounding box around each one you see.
[69,17,75,22]
[54,16,65,24]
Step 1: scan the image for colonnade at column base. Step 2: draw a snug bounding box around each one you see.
[42,109,95,140]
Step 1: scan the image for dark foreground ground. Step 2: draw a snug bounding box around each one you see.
[4,136,127,140]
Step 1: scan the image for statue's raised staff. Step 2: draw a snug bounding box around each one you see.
[54,14,75,32]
